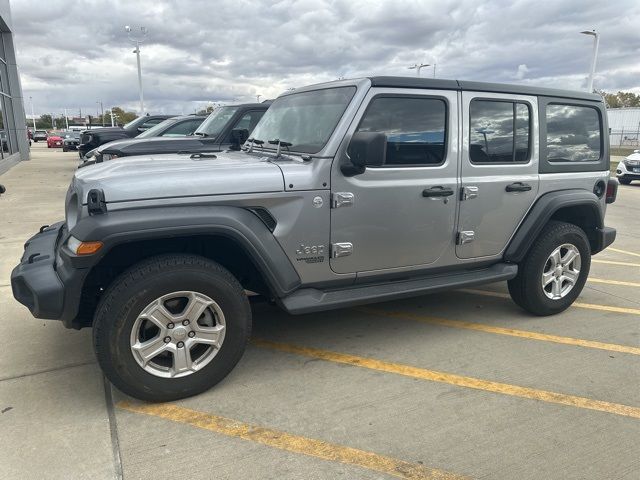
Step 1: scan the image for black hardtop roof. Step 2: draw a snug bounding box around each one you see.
[368,76,602,102]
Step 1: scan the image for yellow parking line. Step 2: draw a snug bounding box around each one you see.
[253,339,640,420]
[589,277,640,288]
[593,259,640,267]
[459,288,640,316]
[117,401,464,480]
[356,307,640,356]
[607,247,640,259]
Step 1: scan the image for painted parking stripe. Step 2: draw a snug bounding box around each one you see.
[588,277,640,288]
[607,247,640,259]
[357,307,640,356]
[593,259,640,268]
[253,339,640,420]
[459,288,640,316]
[117,401,465,480]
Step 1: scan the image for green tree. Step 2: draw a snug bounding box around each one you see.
[597,90,640,108]
[35,114,53,129]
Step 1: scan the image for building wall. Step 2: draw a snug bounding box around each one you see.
[0,0,29,174]
[607,108,640,148]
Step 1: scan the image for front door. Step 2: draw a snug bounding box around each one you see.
[330,88,459,274]
[457,92,539,259]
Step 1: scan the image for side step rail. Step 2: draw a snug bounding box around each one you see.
[280,263,517,314]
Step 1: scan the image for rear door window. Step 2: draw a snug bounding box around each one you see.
[469,100,531,163]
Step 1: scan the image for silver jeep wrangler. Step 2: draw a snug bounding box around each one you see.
[11,77,617,401]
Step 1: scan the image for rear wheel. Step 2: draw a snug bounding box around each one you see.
[508,221,590,316]
[93,254,251,402]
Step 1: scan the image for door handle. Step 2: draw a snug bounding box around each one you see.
[423,186,454,197]
[505,182,532,193]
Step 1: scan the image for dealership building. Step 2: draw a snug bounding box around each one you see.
[0,0,28,174]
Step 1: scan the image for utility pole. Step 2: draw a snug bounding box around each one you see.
[97,101,104,126]
[125,25,148,115]
[51,113,55,130]
[580,30,600,92]
[64,109,69,130]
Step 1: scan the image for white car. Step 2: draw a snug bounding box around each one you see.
[617,150,640,185]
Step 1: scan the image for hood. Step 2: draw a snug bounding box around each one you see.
[72,150,284,204]
[99,135,209,155]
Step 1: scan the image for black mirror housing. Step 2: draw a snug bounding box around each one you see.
[229,128,249,150]
[342,132,386,176]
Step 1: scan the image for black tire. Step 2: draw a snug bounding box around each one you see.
[62,147,68,152]
[93,254,251,402]
[508,221,591,316]
[618,177,632,185]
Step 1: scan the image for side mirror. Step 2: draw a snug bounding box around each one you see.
[342,131,386,176]
[229,128,249,150]
[137,127,147,133]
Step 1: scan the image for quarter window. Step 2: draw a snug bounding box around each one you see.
[546,104,601,162]
[356,96,447,166]
[469,100,530,163]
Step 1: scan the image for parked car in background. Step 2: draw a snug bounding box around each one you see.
[83,103,269,165]
[616,149,640,185]
[135,114,206,138]
[33,130,47,142]
[78,114,174,158]
[62,131,81,152]
[47,131,65,148]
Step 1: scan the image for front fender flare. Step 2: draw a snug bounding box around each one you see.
[69,205,301,296]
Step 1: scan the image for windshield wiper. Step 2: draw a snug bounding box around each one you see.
[268,139,292,157]
[245,138,265,153]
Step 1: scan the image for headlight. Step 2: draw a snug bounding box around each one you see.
[66,236,103,255]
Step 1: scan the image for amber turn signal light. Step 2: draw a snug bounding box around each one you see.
[76,241,103,255]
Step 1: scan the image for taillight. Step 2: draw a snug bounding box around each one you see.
[606,179,618,204]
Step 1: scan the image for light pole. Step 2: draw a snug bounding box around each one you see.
[408,63,430,77]
[580,30,599,92]
[96,101,104,126]
[29,96,36,130]
[256,94,262,102]
[125,25,148,115]
[63,108,69,130]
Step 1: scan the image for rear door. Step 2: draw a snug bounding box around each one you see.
[457,92,539,259]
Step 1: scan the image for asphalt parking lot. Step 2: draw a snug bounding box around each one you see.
[1,144,639,480]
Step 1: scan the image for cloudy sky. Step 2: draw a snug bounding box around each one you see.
[10,0,640,117]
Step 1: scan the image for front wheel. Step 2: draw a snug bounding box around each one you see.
[93,254,251,402]
[508,221,590,316]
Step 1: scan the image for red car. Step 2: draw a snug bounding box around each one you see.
[47,131,65,148]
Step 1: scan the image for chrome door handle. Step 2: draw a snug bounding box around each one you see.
[505,182,532,192]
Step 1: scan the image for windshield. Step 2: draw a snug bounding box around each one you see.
[249,87,356,154]
[136,118,174,138]
[194,107,239,138]
[122,116,144,129]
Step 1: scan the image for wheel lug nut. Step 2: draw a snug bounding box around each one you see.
[167,323,174,329]
[163,336,171,343]
[182,320,190,326]
[177,341,184,348]
[188,331,195,338]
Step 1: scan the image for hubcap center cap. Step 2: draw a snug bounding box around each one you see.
[172,326,188,341]
[554,266,563,277]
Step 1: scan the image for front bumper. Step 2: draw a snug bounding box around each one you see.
[11,222,87,328]
[616,162,640,179]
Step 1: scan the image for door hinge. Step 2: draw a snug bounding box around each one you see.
[331,192,354,208]
[331,242,353,258]
[457,231,475,245]
[461,186,478,201]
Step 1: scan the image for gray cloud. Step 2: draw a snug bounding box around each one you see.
[11,0,640,117]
